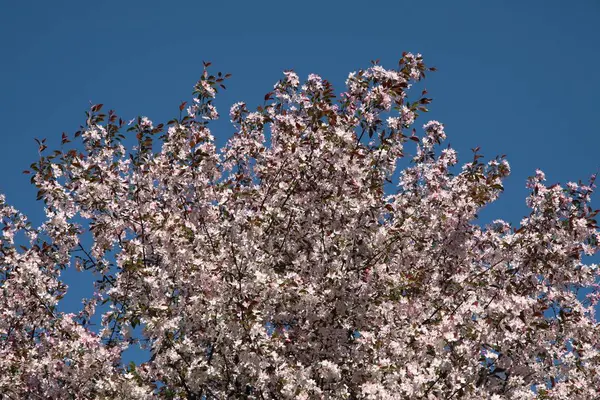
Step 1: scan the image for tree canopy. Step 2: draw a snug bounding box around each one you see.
[1,54,600,399]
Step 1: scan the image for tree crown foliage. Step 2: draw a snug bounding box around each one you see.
[1,54,600,399]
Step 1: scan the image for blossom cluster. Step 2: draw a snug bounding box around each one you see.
[1,54,600,399]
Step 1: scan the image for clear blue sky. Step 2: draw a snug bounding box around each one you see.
[1,0,599,364]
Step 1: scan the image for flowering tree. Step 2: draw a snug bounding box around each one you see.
[2,54,600,399]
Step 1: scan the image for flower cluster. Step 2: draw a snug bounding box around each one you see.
[2,54,600,399]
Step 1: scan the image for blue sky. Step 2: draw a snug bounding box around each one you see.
[1,0,599,364]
